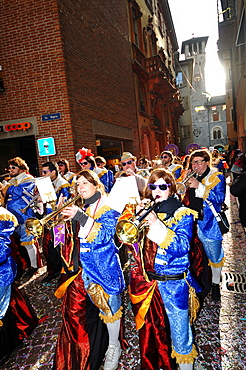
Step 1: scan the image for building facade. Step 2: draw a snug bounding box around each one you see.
[178,36,228,153]
[217,0,246,152]
[129,0,184,159]
[0,0,182,175]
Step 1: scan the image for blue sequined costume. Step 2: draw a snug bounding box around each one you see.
[0,207,17,320]
[196,168,226,266]
[147,205,199,363]
[78,196,125,321]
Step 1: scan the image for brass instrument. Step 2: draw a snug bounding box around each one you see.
[176,171,197,195]
[0,172,11,178]
[25,194,82,238]
[20,193,40,214]
[116,197,159,244]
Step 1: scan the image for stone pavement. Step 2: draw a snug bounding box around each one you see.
[0,178,245,370]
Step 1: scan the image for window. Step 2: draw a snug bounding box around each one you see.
[212,110,219,121]
[176,72,183,87]
[132,7,140,47]
[213,127,222,139]
[180,125,191,139]
[138,83,147,112]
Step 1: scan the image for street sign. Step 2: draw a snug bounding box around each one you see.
[41,113,61,121]
[37,137,56,156]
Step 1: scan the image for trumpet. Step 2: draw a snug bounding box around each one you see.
[176,171,197,195]
[116,197,159,244]
[0,172,11,178]
[25,194,82,238]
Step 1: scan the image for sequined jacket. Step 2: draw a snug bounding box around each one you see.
[0,207,17,287]
[195,168,226,240]
[78,196,125,295]
[5,172,36,224]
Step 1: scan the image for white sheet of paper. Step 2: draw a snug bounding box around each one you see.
[106,176,140,214]
[35,177,56,203]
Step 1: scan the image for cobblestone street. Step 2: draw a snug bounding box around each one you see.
[0,179,245,370]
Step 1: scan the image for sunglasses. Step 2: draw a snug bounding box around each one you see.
[42,170,52,174]
[122,160,133,166]
[8,165,17,169]
[148,183,171,191]
[161,155,169,159]
[81,161,88,166]
[58,163,65,166]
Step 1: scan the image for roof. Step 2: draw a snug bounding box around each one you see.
[181,36,209,54]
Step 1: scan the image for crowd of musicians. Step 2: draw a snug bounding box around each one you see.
[0,145,238,370]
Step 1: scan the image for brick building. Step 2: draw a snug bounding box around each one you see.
[0,0,182,175]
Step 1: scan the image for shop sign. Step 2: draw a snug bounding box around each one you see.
[1,121,31,132]
[102,147,120,157]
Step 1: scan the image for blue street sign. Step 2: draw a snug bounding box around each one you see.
[37,137,56,156]
[41,113,61,121]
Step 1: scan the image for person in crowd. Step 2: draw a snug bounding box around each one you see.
[56,170,125,370]
[128,169,200,370]
[185,149,226,302]
[158,151,182,180]
[57,158,76,190]
[0,206,38,365]
[138,157,150,169]
[230,149,245,181]
[76,148,114,194]
[95,156,114,193]
[1,157,39,278]
[230,167,246,233]
[115,152,148,195]
[41,161,71,284]
[211,149,224,173]
[76,147,96,171]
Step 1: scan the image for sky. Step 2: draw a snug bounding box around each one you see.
[169,0,226,96]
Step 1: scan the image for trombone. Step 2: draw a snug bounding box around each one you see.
[25,194,82,238]
[116,197,159,244]
[176,171,197,195]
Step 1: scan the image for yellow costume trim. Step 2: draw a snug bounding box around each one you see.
[185,279,200,324]
[21,240,33,246]
[97,169,107,178]
[202,171,221,200]
[94,205,112,220]
[0,213,18,226]
[129,281,157,330]
[163,208,198,228]
[208,257,225,268]
[86,204,111,219]
[99,306,123,323]
[171,344,198,364]
[159,228,175,250]
[54,268,82,299]
[55,183,70,194]
[86,221,102,243]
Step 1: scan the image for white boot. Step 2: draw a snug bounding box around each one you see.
[179,363,194,370]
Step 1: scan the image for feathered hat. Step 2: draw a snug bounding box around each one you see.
[76,147,94,164]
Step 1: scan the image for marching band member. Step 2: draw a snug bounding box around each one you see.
[115,152,148,196]
[128,169,200,370]
[76,148,114,194]
[2,157,38,278]
[0,206,38,364]
[95,156,114,193]
[41,161,71,284]
[57,158,76,189]
[185,149,226,301]
[57,170,125,370]
[158,150,182,180]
